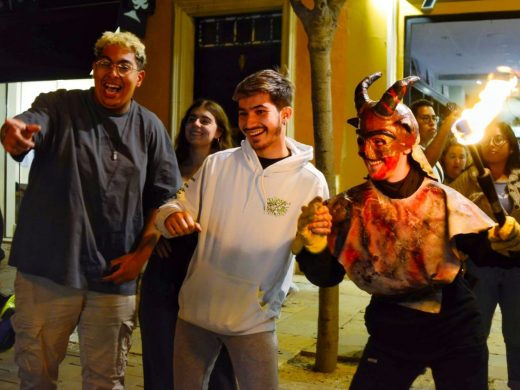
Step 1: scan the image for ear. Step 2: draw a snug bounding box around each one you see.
[215,127,223,139]
[281,106,293,122]
[136,70,146,88]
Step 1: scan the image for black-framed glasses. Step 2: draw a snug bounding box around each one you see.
[417,115,439,123]
[94,59,138,76]
[482,134,508,147]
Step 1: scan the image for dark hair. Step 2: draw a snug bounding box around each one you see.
[174,99,234,166]
[410,99,434,117]
[232,69,294,110]
[483,121,520,173]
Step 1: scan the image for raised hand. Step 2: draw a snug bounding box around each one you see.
[292,196,332,254]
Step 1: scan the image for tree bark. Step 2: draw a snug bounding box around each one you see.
[289,0,346,373]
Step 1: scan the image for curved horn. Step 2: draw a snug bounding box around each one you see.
[374,75,420,116]
[354,72,383,112]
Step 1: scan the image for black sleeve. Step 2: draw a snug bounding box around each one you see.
[296,248,346,287]
[455,232,519,268]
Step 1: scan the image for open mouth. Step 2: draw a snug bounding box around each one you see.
[104,82,121,96]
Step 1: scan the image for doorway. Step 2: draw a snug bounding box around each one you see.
[193,11,282,143]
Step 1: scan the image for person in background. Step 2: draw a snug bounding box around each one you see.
[440,137,470,184]
[293,72,520,390]
[411,99,460,182]
[139,98,235,390]
[0,31,181,388]
[155,69,329,389]
[449,120,520,390]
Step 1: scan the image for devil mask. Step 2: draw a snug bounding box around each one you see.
[349,72,435,179]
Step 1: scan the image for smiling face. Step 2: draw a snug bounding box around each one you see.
[357,131,411,182]
[357,110,414,182]
[184,107,221,149]
[92,44,145,114]
[238,92,291,158]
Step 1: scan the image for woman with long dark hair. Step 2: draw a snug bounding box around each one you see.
[450,120,520,389]
[139,99,235,390]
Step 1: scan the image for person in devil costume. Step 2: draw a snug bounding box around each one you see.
[292,72,520,390]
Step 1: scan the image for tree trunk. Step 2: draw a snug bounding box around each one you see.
[289,0,346,373]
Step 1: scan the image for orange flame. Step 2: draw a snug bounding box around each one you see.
[451,67,518,145]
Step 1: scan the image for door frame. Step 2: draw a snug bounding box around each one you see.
[170,0,296,139]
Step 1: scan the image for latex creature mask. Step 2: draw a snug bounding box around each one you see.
[348,72,434,179]
[354,72,417,156]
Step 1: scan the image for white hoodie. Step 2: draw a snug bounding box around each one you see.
[156,137,329,335]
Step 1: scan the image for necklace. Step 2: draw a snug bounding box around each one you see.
[105,104,133,162]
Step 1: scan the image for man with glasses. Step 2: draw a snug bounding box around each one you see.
[411,99,460,183]
[0,31,181,388]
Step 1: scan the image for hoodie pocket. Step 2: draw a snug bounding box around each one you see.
[179,261,272,334]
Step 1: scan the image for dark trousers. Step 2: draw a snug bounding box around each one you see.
[351,274,488,390]
[467,260,520,388]
[350,336,488,390]
[139,241,237,390]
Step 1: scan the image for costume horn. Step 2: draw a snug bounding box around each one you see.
[373,75,420,117]
[354,72,383,112]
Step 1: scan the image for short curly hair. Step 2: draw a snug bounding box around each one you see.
[94,31,147,70]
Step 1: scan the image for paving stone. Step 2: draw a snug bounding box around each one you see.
[0,246,510,388]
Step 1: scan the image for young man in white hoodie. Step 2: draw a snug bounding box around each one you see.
[155,69,329,389]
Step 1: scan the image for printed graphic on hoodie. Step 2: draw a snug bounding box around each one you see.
[266,197,290,216]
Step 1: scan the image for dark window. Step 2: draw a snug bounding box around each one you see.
[0,1,119,83]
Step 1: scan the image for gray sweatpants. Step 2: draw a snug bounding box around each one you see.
[174,318,278,389]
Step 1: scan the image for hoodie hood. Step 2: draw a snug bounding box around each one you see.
[240,136,314,175]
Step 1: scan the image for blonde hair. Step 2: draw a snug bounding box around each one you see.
[94,31,147,69]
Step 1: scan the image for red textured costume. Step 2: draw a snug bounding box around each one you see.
[328,178,492,313]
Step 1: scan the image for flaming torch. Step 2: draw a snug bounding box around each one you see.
[451,67,518,226]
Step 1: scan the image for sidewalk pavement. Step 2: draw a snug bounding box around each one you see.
[0,241,510,389]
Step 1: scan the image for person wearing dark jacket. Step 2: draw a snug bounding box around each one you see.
[0,31,181,388]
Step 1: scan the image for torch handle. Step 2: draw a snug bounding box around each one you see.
[466,145,507,226]
[476,170,507,227]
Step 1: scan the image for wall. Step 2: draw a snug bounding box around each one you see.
[136,0,520,190]
[134,0,174,130]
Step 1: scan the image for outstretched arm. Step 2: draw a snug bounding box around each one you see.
[292,196,345,287]
[424,109,459,166]
[1,118,40,157]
